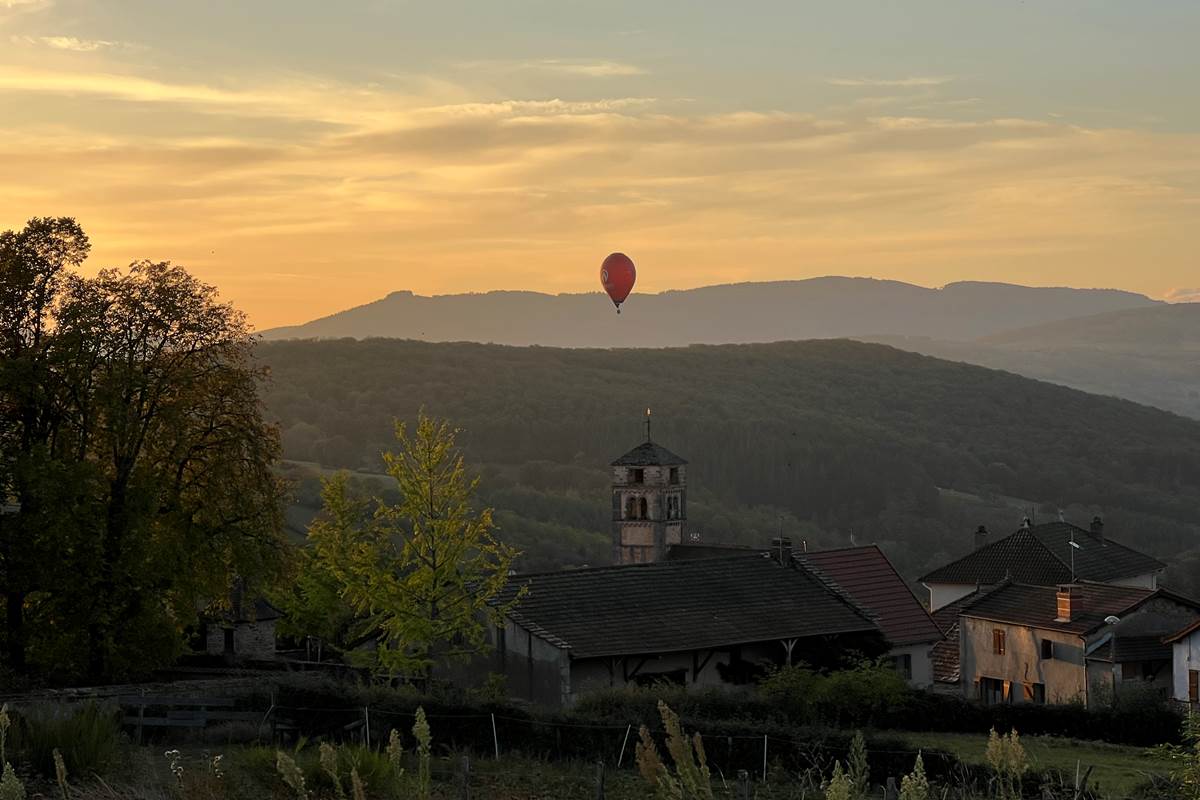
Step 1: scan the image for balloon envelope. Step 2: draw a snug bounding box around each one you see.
[600,252,636,310]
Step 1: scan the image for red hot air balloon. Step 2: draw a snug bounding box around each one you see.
[600,252,636,313]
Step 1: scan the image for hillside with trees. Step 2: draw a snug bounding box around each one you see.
[259,338,1200,583]
[868,303,1200,420]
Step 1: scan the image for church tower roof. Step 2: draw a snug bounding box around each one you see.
[611,441,688,467]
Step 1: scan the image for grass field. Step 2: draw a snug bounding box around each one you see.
[904,731,1169,796]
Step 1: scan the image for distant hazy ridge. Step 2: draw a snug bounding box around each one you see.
[260,278,1160,346]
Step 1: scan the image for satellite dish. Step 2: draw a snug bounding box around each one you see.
[1104,615,1120,625]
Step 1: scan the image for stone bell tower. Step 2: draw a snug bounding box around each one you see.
[611,410,687,565]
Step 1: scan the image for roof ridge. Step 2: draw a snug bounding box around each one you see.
[509,551,770,580]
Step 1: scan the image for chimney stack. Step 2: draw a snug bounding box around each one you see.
[1090,516,1105,545]
[771,537,793,564]
[974,525,989,551]
[1055,584,1079,623]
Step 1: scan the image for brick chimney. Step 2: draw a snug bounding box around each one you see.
[1090,516,1105,545]
[771,537,793,564]
[1055,584,1079,623]
[974,525,989,551]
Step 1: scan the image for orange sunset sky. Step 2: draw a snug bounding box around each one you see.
[2,0,1198,329]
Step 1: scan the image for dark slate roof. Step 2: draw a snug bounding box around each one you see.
[801,546,943,647]
[611,441,688,467]
[960,582,1154,636]
[1113,635,1172,663]
[919,522,1164,586]
[667,543,758,560]
[491,554,879,659]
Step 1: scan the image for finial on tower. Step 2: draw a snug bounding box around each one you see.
[645,407,652,442]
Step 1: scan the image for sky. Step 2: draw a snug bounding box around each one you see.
[2,1,1199,329]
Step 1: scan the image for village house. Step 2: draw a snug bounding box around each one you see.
[801,545,944,688]
[919,518,1165,612]
[956,581,1200,707]
[1166,619,1200,709]
[203,596,282,663]
[484,551,885,707]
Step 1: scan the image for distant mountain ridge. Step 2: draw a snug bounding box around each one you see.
[260,277,1160,346]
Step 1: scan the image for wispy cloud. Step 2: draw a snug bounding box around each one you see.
[827,76,955,88]
[458,58,646,77]
[11,34,123,51]
[1165,288,1200,303]
[0,0,51,8]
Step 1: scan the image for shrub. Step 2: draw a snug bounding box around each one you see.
[899,752,928,800]
[986,728,1027,800]
[823,760,852,800]
[635,701,714,800]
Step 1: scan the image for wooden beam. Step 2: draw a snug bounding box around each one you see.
[692,650,717,683]
[623,656,650,682]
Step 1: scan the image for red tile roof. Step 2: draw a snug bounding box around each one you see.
[960,581,1155,636]
[802,545,944,647]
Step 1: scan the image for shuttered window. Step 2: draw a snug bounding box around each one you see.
[993,629,1006,656]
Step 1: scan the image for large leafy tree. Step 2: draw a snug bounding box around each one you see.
[0,218,287,680]
[299,413,520,676]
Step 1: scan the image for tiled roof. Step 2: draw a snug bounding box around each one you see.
[929,590,986,684]
[801,546,943,647]
[919,522,1164,586]
[667,543,758,560]
[611,441,688,467]
[1113,635,1172,663]
[491,554,879,659]
[960,582,1154,636]
[1166,619,1200,644]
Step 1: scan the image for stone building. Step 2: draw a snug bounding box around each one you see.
[610,429,687,565]
[204,597,282,663]
[956,581,1200,707]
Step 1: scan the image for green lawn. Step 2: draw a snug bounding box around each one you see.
[904,731,1169,797]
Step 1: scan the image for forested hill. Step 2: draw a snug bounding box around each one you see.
[260,338,1200,583]
[866,303,1200,420]
[259,278,1159,346]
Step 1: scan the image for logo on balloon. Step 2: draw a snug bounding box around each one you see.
[601,269,609,284]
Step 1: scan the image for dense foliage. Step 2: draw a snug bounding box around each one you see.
[259,338,1200,579]
[277,415,520,674]
[0,218,287,681]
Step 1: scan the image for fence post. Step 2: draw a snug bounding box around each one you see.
[136,689,145,746]
[491,713,500,760]
[458,754,471,800]
[363,706,370,747]
[594,759,606,800]
[761,734,767,782]
[737,769,750,800]
[617,724,632,767]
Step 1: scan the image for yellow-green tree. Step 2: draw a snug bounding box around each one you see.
[314,413,519,675]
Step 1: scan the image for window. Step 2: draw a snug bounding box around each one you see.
[979,677,1008,705]
[993,629,1006,656]
[891,653,912,681]
[1041,639,1054,660]
[669,467,680,485]
[625,496,636,520]
[666,495,681,520]
[630,468,644,484]
[639,497,648,520]
[1189,670,1198,703]
[1022,682,1046,704]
